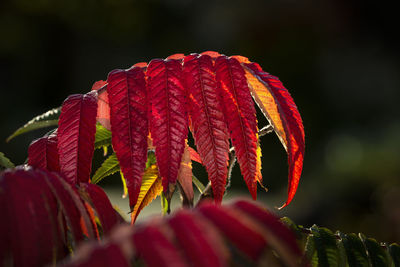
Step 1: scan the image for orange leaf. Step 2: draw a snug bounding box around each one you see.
[237,60,305,208]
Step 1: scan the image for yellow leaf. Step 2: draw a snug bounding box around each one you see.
[131,164,162,223]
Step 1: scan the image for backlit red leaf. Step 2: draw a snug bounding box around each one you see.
[57,93,98,185]
[91,80,111,130]
[183,54,230,203]
[28,131,60,172]
[44,171,85,242]
[215,56,261,199]
[187,146,202,163]
[81,183,118,234]
[240,61,305,208]
[147,58,188,199]
[107,67,148,209]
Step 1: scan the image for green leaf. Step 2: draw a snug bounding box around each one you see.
[0,152,15,169]
[361,235,389,267]
[335,232,347,267]
[339,232,369,267]
[146,152,157,168]
[7,107,60,142]
[281,217,305,242]
[192,175,205,194]
[304,234,318,266]
[94,124,112,149]
[160,192,169,215]
[311,225,340,267]
[389,243,400,267]
[91,153,120,184]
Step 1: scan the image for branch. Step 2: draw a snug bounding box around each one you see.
[198,125,274,203]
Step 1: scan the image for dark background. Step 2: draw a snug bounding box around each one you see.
[1,0,399,242]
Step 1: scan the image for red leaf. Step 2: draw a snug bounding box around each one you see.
[197,202,267,261]
[215,56,261,199]
[183,54,230,203]
[177,144,194,206]
[187,146,202,163]
[241,62,305,208]
[29,170,67,262]
[1,169,42,266]
[28,131,60,172]
[231,199,302,265]
[201,51,222,58]
[63,243,130,267]
[132,224,188,267]
[44,171,86,242]
[167,53,185,60]
[91,80,111,130]
[57,93,98,185]
[84,202,100,239]
[0,168,67,266]
[133,62,148,68]
[168,210,228,267]
[81,183,118,234]
[107,67,148,209]
[147,59,188,198]
[85,243,130,267]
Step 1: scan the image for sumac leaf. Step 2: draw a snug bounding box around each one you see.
[133,224,188,267]
[81,183,118,234]
[6,107,60,142]
[28,131,60,172]
[92,152,120,184]
[107,67,148,210]
[231,199,301,267]
[94,123,112,149]
[362,236,389,267]
[1,169,45,266]
[130,164,162,223]
[168,210,228,267]
[0,152,15,169]
[177,144,194,207]
[215,56,261,199]
[339,232,369,267]
[147,59,188,200]
[310,226,340,267]
[91,80,111,130]
[187,146,202,164]
[389,243,400,267]
[239,59,305,208]
[183,54,230,203]
[197,202,266,261]
[58,93,98,184]
[44,171,86,242]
